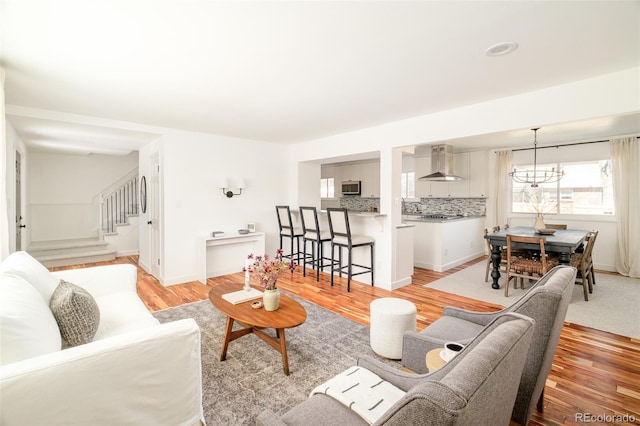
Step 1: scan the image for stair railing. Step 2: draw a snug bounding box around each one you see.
[99,174,139,236]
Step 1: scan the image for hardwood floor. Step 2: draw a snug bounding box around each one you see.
[51,256,640,426]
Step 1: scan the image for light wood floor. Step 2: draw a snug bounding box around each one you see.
[51,256,640,426]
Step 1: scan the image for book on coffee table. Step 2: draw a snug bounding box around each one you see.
[222,288,263,305]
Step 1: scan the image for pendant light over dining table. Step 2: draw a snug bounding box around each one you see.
[509,128,564,187]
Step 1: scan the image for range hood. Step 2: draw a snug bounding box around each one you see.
[417,144,463,181]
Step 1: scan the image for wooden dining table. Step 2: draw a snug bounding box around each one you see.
[484,226,589,289]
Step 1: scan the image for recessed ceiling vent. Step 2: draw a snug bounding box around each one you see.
[418,144,463,181]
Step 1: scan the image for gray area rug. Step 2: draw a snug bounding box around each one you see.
[153,295,389,425]
[426,261,640,339]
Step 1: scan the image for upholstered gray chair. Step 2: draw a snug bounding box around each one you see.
[257,312,535,426]
[402,265,577,425]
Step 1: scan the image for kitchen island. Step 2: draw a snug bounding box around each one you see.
[404,215,485,272]
[307,210,414,290]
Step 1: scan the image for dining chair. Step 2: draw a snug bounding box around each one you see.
[545,224,567,230]
[275,206,304,265]
[299,206,334,281]
[570,230,598,301]
[505,234,558,297]
[326,208,375,292]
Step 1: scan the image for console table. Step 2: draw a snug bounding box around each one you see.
[197,232,265,284]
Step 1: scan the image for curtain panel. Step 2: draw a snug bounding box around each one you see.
[495,150,512,227]
[610,138,640,278]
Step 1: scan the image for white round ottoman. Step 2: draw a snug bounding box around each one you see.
[370,298,417,359]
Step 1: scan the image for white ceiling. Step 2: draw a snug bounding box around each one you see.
[2,0,639,155]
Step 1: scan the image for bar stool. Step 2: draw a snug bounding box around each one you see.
[326,207,375,292]
[299,206,334,281]
[275,206,304,265]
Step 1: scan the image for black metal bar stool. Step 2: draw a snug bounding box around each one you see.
[326,207,375,292]
[275,205,304,265]
[299,206,335,281]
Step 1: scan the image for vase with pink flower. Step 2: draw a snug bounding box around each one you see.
[245,249,296,311]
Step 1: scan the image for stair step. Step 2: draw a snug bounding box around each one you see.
[27,238,117,268]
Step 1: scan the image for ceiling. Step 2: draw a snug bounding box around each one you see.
[2,1,639,155]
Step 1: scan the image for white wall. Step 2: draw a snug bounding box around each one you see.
[159,129,289,285]
[29,151,138,241]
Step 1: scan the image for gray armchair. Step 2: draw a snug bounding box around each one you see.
[402,264,577,425]
[257,312,535,426]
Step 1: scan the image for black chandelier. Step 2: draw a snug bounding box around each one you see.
[509,128,564,187]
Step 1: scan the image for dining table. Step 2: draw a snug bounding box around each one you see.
[484,226,589,289]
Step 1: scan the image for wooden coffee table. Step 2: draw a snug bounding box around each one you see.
[208,283,307,375]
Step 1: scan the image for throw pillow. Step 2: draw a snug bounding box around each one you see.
[50,280,100,346]
[0,274,62,365]
[0,251,60,303]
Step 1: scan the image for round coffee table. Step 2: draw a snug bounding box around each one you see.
[209,283,307,375]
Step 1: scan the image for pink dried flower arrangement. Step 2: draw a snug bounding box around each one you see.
[243,249,296,290]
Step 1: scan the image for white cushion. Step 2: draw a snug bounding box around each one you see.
[51,264,138,298]
[0,251,59,303]
[333,235,375,246]
[0,274,62,365]
[93,292,160,341]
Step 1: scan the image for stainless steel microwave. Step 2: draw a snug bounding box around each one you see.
[341,180,361,195]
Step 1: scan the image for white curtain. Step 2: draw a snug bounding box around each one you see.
[494,150,512,227]
[610,137,640,278]
[0,67,10,260]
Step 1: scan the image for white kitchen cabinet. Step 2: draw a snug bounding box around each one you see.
[468,151,487,197]
[448,153,470,197]
[360,161,380,197]
[321,165,336,179]
[414,156,431,197]
[341,164,360,182]
[395,224,415,286]
[413,222,435,269]
[412,218,485,272]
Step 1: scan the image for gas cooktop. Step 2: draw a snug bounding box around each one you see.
[421,214,460,220]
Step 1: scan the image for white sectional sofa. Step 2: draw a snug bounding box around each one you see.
[0,251,204,426]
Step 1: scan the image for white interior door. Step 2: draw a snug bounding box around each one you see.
[15,151,23,251]
[149,153,161,278]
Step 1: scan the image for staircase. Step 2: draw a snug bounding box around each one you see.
[28,238,118,268]
[28,172,139,268]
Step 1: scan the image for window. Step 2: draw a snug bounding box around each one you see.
[512,160,614,215]
[320,178,334,198]
[401,172,415,198]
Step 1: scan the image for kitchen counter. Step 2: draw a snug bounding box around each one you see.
[396,223,415,229]
[319,210,387,218]
[412,216,485,272]
[402,214,485,223]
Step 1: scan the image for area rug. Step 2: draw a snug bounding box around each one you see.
[425,261,640,339]
[153,295,389,425]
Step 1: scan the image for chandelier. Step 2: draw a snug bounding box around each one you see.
[509,128,564,187]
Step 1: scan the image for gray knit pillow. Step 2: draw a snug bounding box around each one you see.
[49,280,100,346]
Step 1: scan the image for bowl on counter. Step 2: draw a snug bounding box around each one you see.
[238,229,250,235]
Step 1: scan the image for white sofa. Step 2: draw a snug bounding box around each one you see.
[0,251,204,426]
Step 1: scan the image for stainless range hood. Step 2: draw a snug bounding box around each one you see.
[417,144,463,181]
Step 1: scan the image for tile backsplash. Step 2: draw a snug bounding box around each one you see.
[403,197,486,216]
[339,196,486,216]
[340,196,380,212]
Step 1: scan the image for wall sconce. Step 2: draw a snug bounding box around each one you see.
[220,179,245,198]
